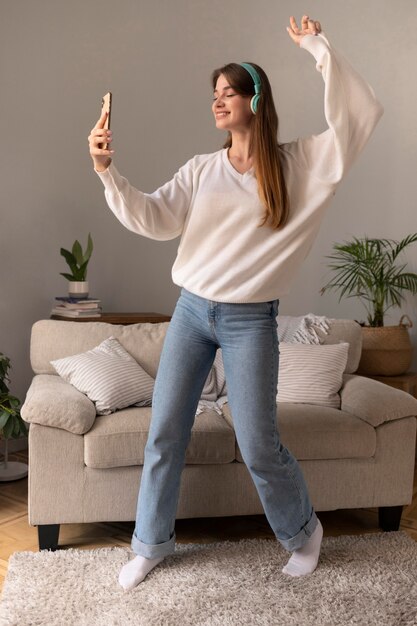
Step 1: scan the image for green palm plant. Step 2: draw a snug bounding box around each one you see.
[320,234,417,327]
[60,233,93,281]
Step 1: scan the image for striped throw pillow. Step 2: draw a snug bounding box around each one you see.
[50,337,154,415]
[277,342,349,408]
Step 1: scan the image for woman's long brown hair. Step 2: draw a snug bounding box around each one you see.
[211,62,289,230]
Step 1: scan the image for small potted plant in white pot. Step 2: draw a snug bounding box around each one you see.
[60,233,93,298]
[320,234,417,376]
[0,352,28,481]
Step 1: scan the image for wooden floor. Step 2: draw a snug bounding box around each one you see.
[1,449,416,594]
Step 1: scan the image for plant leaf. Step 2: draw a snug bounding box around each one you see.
[72,240,83,266]
[389,233,417,262]
[77,259,89,281]
[391,272,417,293]
[60,272,77,281]
[84,233,93,263]
[3,417,13,438]
[60,248,78,274]
[0,412,9,429]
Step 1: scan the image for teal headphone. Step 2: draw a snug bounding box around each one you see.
[240,62,262,114]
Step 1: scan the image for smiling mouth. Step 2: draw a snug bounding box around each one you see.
[216,112,230,117]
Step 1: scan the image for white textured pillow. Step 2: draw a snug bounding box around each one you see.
[277,342,349,408]
[50,337,154,415]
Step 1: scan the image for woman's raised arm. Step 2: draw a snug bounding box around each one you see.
[285,15,384,184]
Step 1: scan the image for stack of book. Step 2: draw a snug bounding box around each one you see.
[51,297,102,319]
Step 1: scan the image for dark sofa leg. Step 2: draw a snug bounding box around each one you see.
[38,524,60,551]
[378,506,403,531]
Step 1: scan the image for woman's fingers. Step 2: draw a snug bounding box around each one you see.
[296,15,321,35]
[308,19,316,33]
[88,128,113,154]
[287,14,321,44]
[308,18,321,34]
[93,147,113,156]
[89,134,108,150]
[89,128,111,141]
[286,26,298,43]
[94,109,108,130]
[301,15,309,32]
[289,16,300,34]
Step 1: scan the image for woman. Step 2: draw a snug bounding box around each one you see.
[88,15,383,591]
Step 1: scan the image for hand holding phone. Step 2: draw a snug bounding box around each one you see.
[88,92,114,172]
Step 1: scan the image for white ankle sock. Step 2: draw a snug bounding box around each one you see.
[118,554,165,591]
[282,519,323,577]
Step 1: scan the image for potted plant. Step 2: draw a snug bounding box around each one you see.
[60,233,93,298]
[320,234,417,375]
[0,353,28,481]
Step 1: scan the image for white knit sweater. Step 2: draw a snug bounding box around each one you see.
[96,33,383,303]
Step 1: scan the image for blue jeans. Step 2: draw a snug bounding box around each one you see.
[131,287,318,558]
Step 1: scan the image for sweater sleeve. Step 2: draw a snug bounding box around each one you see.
[95,157,194,241]
[284,32,384,185]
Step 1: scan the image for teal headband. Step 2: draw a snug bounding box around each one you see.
[240,62,261,114]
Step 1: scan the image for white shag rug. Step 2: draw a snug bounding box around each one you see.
[1,532,417,626]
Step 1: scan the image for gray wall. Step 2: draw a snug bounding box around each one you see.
[1,0,416,401]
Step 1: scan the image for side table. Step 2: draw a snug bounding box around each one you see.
[50,312,172,324]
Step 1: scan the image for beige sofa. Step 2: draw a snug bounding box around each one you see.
[21,318,417,551]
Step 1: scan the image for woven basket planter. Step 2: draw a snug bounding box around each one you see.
[357,315,413,376]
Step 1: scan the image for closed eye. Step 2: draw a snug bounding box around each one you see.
[212,95,236,101]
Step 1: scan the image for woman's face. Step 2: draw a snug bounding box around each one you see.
[212,73,253,131]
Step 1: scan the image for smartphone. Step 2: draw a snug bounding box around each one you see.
[100,92,112,149]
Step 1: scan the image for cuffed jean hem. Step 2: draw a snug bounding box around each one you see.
[278,510,319,552]
[131,531,176,559]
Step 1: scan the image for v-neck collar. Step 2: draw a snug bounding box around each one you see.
[222,148,255,180]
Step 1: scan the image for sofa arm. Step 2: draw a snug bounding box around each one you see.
[21,374,96,434]
[340,374,417,427]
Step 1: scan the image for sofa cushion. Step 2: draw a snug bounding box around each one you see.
[318,319,362,374]
[83,406,236,468]
[50,337,155,415]
[277,342,349,408]
[222,402,376,462]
